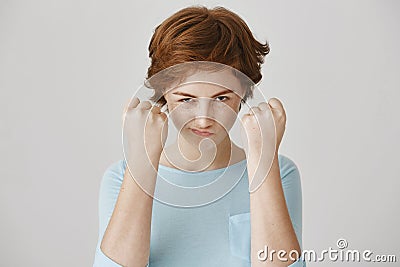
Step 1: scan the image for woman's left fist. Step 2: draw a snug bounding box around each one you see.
[240,98,287,162]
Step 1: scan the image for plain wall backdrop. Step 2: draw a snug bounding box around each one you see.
[1,0,399,266]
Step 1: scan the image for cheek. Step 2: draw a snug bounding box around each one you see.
[216,115,236,132]
[168,106,193,130]
[215,103,239,130]
[231,99,241,112]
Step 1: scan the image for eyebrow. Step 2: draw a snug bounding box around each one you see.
[172,89,233,98]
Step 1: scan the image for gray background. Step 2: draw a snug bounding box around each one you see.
[1,0,399,266]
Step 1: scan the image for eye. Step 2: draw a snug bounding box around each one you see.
[179,98,193,103]
[215,96,229,101]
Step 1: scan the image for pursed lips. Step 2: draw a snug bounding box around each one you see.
[190,128,214,137]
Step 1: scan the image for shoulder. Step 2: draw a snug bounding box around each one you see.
[277,154,304,249]
[277,154,301,181]
[100,159,127,191]
[96,160,128,242]
[103,159,126,176]
[98,160,127,218]
[276,154,303,211]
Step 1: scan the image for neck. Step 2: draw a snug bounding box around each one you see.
[185,135,231,162]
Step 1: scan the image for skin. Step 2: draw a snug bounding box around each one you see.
[100,77,301,266]
[159,80,245,171]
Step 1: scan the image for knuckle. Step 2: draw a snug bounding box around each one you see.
[138,101,151,109]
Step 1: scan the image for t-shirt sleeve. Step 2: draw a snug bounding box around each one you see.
[278,154,307,267]
[92,160,128,267]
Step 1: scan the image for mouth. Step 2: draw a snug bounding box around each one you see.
[190,128,214,137]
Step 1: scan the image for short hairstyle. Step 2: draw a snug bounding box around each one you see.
[146,5,270,108]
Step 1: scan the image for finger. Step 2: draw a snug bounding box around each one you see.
[248,106,261,115]
[268,97,284,111]
[123,97,138,122]
[150,105,162,114]
[159,111,168,120]
[240,112,251,121]
[258,102,270,111]
[122,99,130,115]
[138,101,152,110]
[127,96,140,110]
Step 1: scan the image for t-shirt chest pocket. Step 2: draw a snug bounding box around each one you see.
[228,212,251,263]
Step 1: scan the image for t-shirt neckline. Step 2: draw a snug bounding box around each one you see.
[158,158,247,175]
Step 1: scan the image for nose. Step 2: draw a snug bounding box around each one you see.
[193,98,214,129]
[193,116,213,129]
[197,98,213,115]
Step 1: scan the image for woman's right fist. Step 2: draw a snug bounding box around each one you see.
[123,97,168,161]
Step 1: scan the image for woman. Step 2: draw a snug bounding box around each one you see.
[93,5,305,267]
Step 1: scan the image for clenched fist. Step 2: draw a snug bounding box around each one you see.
[123,97,168,165]
[240,97,287,166]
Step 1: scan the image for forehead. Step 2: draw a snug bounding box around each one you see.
[165,68,244,97]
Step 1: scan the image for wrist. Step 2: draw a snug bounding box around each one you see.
[246,152,279,177]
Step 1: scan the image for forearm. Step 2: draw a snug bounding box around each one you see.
[248,154,301,267]
[100,156,159,267]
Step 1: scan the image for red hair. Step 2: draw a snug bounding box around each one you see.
[146,5,270,107]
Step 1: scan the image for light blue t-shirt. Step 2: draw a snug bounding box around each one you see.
[93,154,306,267]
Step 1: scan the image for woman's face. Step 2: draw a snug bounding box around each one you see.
[163,71,244,147]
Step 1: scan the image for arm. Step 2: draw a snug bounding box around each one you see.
[94,97,166,266]
[249,154,304,267]
[240,98,304,266]
[99,157,159,267]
